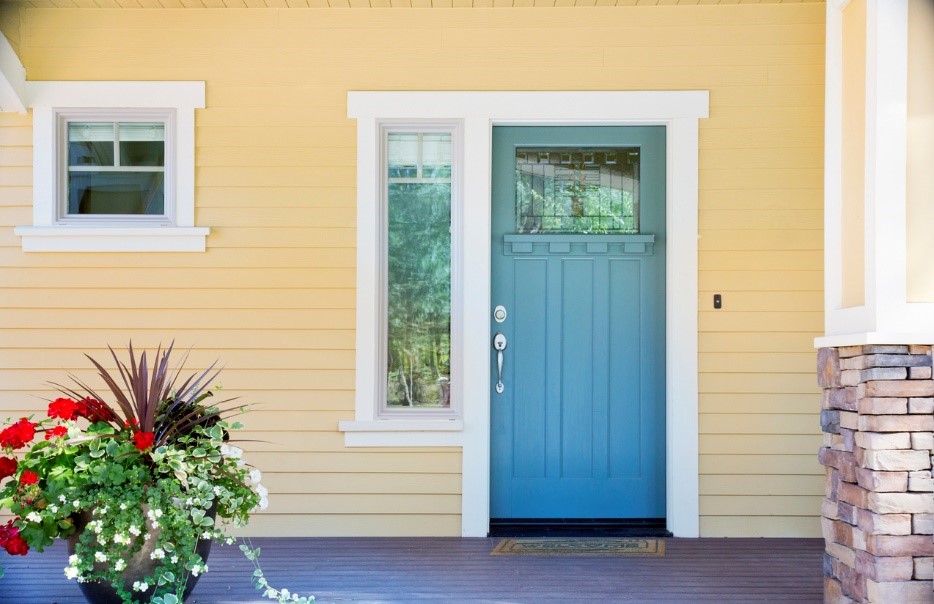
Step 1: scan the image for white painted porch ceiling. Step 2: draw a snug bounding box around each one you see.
[11,0,826,8]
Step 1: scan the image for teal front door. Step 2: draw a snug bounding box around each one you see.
[490,126,666,521]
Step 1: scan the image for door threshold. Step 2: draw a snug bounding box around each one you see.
[489,518,671,538]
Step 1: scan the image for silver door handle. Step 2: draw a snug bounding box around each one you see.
[493,332,507,394]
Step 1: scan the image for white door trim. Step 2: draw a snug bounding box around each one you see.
[348,91,708,538]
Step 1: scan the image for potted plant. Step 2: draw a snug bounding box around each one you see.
[0,343,313,604]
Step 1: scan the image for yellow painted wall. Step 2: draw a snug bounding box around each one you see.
[0,3,825,537]
[907,0,934,303]
[840,0,865,308]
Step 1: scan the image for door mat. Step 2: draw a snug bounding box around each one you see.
[491,538,665,557]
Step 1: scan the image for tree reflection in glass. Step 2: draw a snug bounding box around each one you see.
[386,132,452,408]
[515,147,640,234]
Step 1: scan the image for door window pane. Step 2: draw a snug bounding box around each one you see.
[515,147,640,233]
[386,132,452,409]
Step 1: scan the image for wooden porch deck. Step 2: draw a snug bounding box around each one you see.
[1,537,824,603]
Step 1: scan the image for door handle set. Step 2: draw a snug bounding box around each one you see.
[493,332,507,394]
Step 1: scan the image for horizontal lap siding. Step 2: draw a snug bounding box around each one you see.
[1,3,823,537]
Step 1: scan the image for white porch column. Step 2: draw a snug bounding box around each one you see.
[818,0,934,348]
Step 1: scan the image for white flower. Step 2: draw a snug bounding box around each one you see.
[94,552,107,563]
[113,533,129,545]
[150,548,165,560]
[256,485,269,498]
[249,469,262,483]
[225,445,243,459]
[114,559,126,572]
[143,534,151,541]
[48,504,58,514]
[119,503,127,511]
[258,497,269,511]
[68,554,79,565]
[281,589,291,599]
[97,535,107,545]
[171,555,179,564]
[98,506,108,515]
[64,566,79,580]
[129,524,141,536]
[132,580,149,592]
[151,521,159,529]
[201,531,212,539]
[26,512,42,523]
[73,499,80,507]
[59,495,67,503]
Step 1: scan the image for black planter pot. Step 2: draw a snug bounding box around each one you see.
[67,507,214,604]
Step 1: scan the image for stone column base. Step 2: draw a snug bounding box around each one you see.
[818,345,934,604]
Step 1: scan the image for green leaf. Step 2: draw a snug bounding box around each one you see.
[86,423,115,436]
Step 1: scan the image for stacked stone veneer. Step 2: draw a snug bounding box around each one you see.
[818,345,934,603]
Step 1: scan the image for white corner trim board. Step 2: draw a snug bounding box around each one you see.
[0,33,26,113]
[346,91,708,538]
[16,81,207,253]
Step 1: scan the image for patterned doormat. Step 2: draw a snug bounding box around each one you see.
[491,538,665,557]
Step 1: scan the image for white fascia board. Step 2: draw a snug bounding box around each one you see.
[0,33,26,113]
[26,81,205,109]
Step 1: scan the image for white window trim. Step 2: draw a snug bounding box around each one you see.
[343,91,707,539]
[14,81,208,252]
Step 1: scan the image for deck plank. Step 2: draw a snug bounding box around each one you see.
[0,537,824,602]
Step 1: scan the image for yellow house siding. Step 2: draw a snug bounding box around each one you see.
[1,3,824,537]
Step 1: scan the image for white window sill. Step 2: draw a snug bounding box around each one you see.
[338,419,464,447]
[14,226,210,252]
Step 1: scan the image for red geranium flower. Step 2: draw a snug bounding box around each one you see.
[19,470,38,486]
[0,418,37,450]
[133,431,155,451]
[45,426,68,440]
[47,397,80,421]
[0,456,16,479]
[0,520,28,556]
[76,397,113,423]
[4,534,28,556]
[0,521,29,556]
